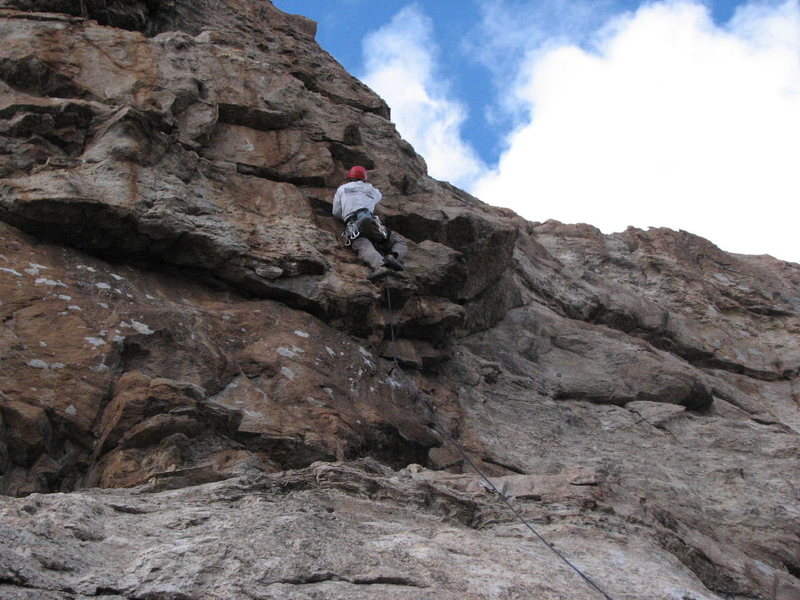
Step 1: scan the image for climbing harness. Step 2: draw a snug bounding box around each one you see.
[341,210,388,247]
[383,285,616,600]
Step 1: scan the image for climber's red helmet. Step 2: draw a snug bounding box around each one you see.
[347,165,367,181]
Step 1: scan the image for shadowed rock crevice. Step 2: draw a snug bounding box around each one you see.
[0,198,223,269]
[289,70,391,119]
[692,356,789,382]
[234,162,327,187]
[269,572,427,588]
[327,140,375,173]
[0,99,98,163]
[553,377,713,411]
[217,103,304,132]
[343,423,436,471]
[0,55,95,99]
[4,0,174,35]
[0,403,94,496]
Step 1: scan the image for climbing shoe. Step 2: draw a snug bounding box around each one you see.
[367,266,391,282]
[383,255,404,271]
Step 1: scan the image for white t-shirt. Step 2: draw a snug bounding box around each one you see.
[332,181,382,221]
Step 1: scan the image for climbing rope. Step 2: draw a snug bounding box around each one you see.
[383,285,616,600]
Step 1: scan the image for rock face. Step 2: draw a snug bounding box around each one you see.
[0,1,798,599]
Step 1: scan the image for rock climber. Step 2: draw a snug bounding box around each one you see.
[333,165,407,282]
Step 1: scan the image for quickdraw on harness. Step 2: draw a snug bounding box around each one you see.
[341,209,388,247]
[342,221,359,246]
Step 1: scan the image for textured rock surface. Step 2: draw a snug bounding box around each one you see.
[0,460,746,600]
[1,1,799,599]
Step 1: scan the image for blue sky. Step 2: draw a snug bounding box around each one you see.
[273,1,800,263]
[276,1,743,165]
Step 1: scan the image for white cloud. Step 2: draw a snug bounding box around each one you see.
[471,0,800,263]
[360,5,487,189]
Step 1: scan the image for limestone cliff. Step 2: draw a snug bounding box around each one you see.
[0,1,798,599]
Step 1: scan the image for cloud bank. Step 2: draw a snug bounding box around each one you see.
[360,6,487,189]
[361,1,800,263]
